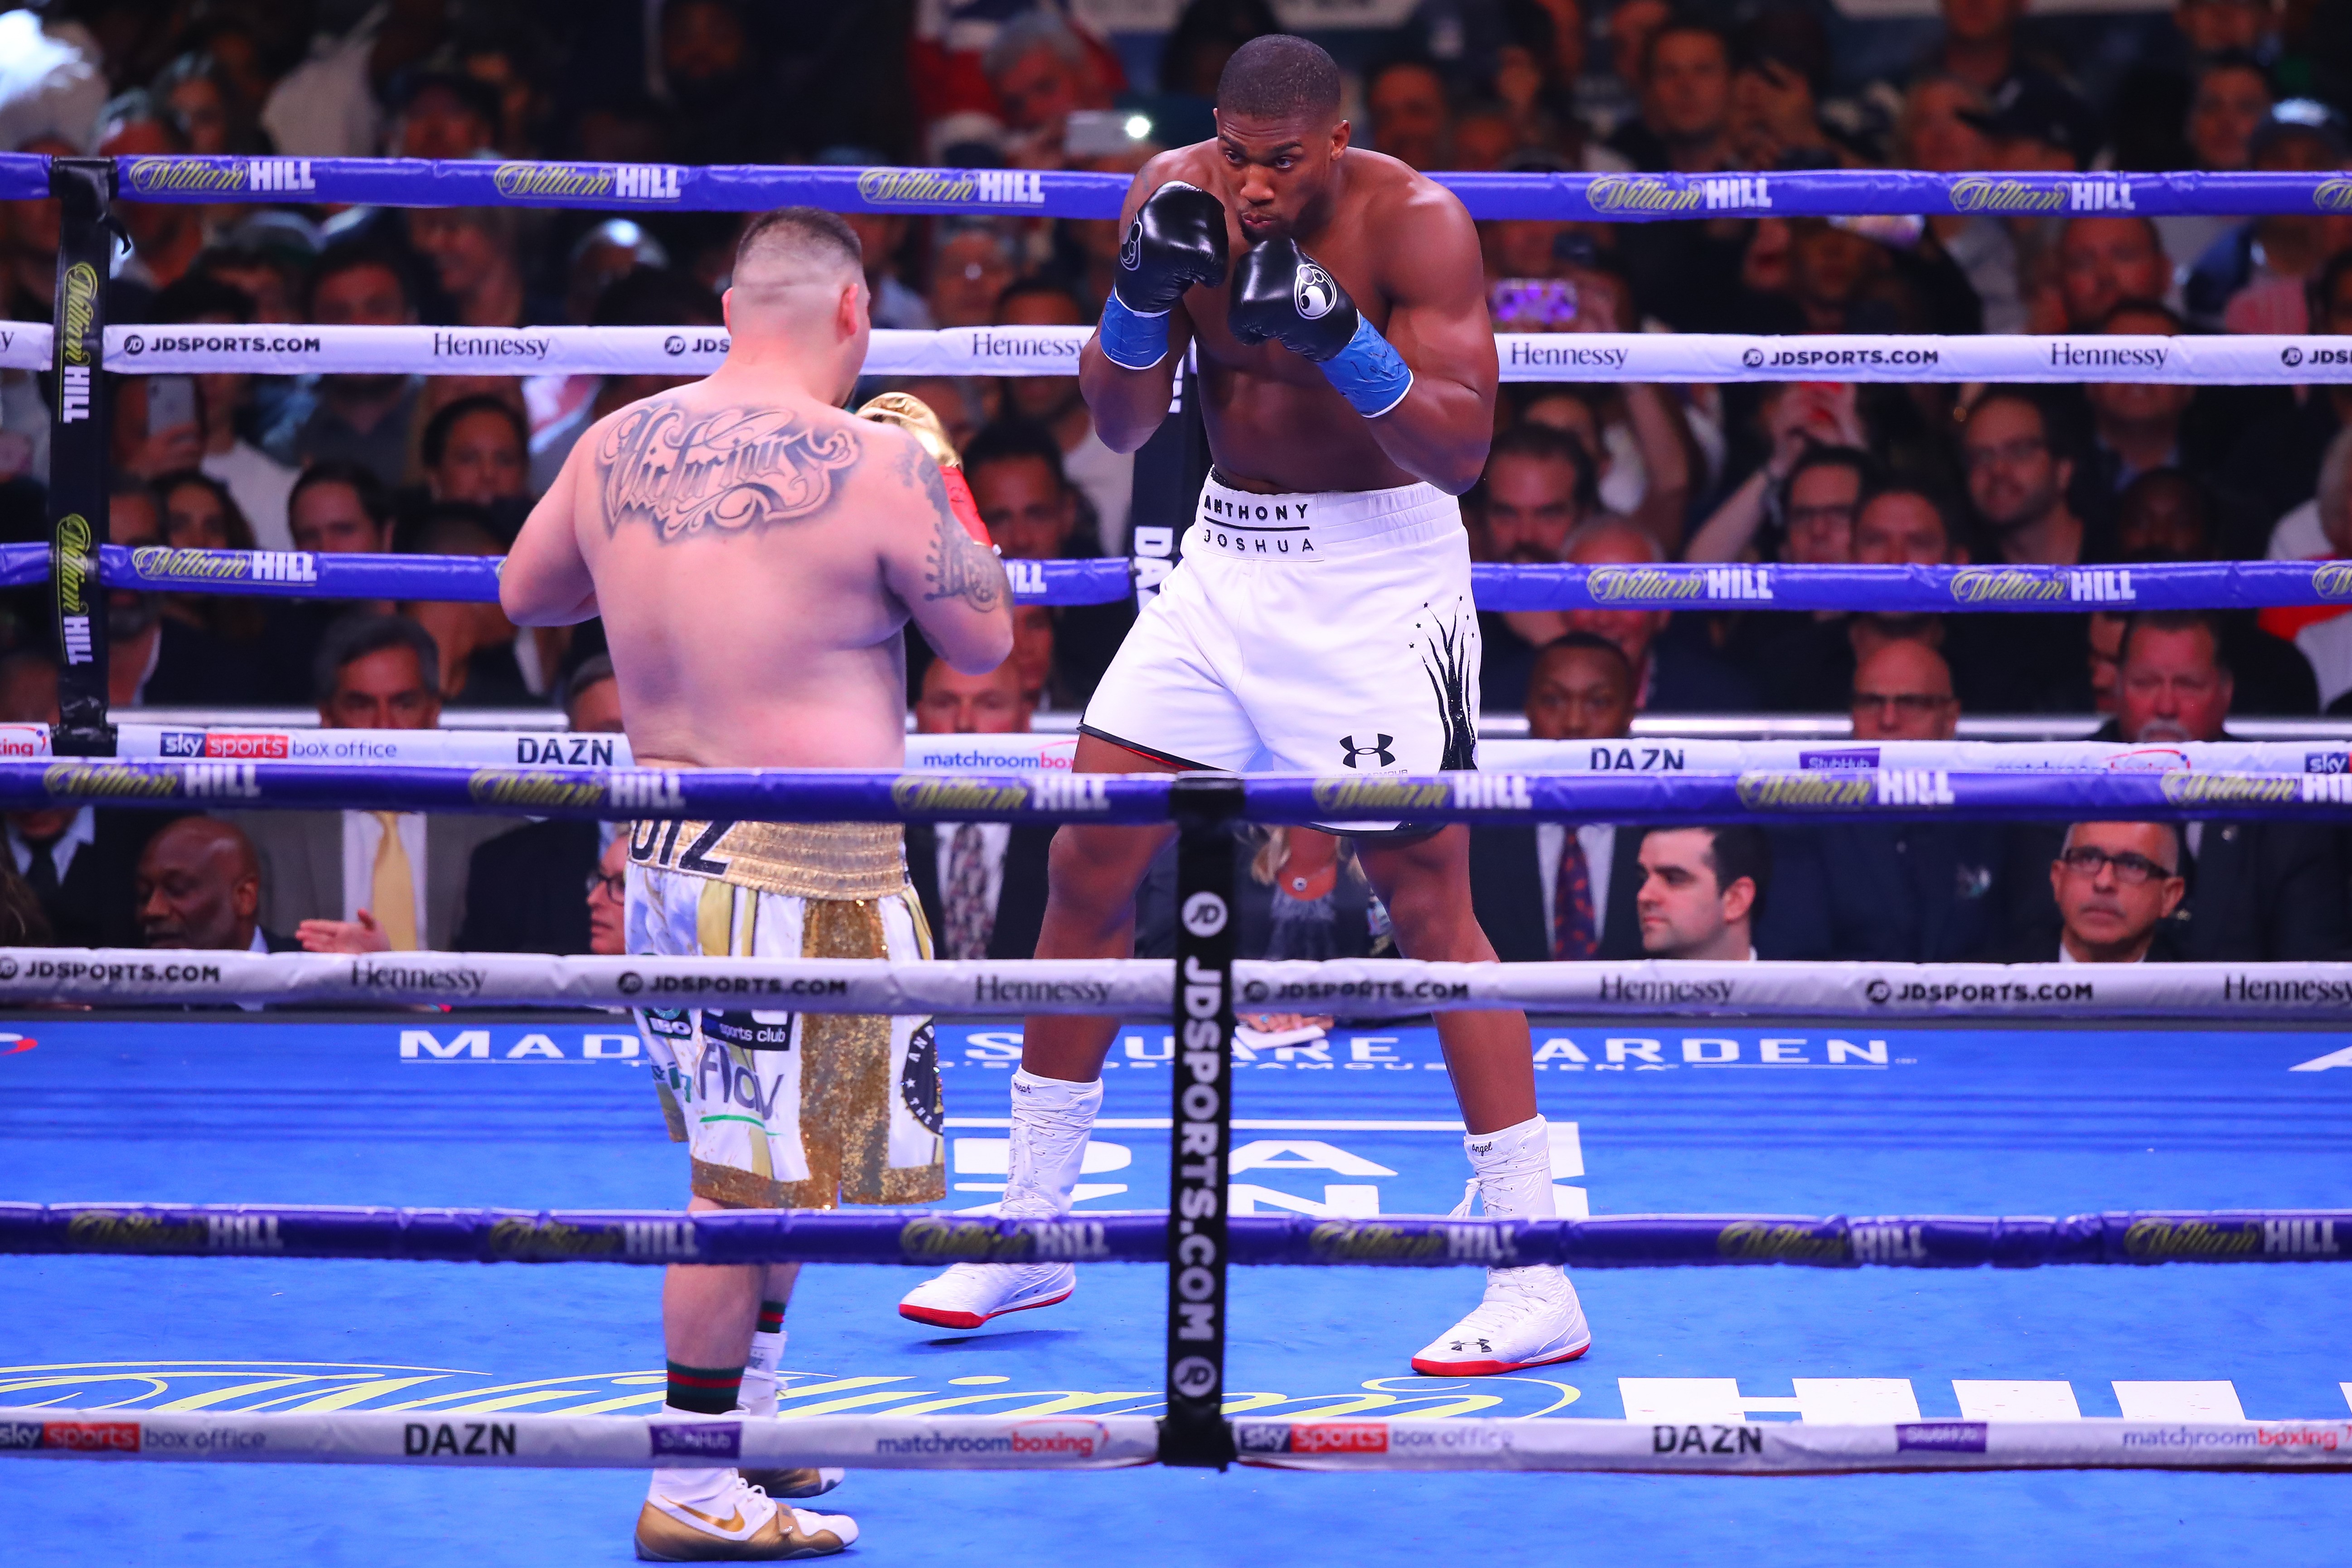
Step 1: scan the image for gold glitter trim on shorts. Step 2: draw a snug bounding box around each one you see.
[634,818,908,900]
[691,1158,787,1209]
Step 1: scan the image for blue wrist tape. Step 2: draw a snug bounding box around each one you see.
[1096,291,1170,370]
[1321,314,1414,418]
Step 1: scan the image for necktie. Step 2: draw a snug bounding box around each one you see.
[944,823,994,960]
[22,836,59,904]
[370,812,420,950]
[1551,828,1597,961]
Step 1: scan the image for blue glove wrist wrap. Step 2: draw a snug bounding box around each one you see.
[1097,291,1170,370]
[1320,313,1414,418]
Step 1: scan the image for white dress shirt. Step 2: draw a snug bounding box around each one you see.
[340,810,428,930]
[1534,822,1617,948]
[7,805,95,883]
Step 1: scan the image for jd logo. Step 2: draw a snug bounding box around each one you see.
[1339,734,1396,769]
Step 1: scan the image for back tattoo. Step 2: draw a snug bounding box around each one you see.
[596,402,861,539]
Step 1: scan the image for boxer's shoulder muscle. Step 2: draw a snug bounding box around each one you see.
[585,389,872,543]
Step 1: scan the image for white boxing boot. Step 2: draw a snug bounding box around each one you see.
[898,1069,1100,1330]
[637,1406,856,1561]
[1410,1116,1592,1376]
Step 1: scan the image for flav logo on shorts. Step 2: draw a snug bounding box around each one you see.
[1339,734,1396,769]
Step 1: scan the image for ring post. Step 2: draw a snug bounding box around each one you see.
[1160,772,1242,1468]
[46,156,114,756]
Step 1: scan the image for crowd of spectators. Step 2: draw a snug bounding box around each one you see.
[0,0,2347,968]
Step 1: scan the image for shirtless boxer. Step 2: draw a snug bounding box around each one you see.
[899,35,1589,1377]
[503,208,1012,1561]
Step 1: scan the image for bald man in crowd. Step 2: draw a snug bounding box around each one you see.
[136,816,292,954]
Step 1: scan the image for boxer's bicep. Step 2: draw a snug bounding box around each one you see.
[502,438,597,625]
[876,429,1015,675]
[1381,205,1499,400]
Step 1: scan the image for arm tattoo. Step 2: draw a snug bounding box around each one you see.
[596,403,860,539]
[903,442,1009,612]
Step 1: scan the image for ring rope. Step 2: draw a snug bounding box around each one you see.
[7,1405,2343,1475]
[12,150,2350,221]
[4,949,2347,1019]
[9,757,2350,825]
[44,726,2352,775]
[43,323,2352,385]
[7,1201,2344,1269]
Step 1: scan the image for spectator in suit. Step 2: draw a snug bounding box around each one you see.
[260,239,426,489]
[456,656,627,955]
[1991,821,2187,964]
[0,649,161,947]
[1469,633,1650,962]
[136,816,293,953]
[1773,639,2011,961]
[1957,390,2095,711]
[1632,824,1766,961]
[107,472,263,707]
[1562,516,1756,712]
[907,657,1053,963]
[232,614,514,953]
[256,460,398,705]
[2017,610,2346,959]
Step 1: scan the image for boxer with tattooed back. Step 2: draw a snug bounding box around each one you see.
[503,207,1011,1562]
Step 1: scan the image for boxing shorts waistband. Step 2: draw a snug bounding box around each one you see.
[629,818,908,900]
[1190,472,1461,563]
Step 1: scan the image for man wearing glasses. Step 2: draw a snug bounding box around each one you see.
[1955,390,2096,713]
[2005,823,2186,965]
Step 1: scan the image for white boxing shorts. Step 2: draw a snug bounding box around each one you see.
[1083,473,1480,832]
[626,819,944,1209]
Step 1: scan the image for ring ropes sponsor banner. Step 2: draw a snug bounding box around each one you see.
[4,1203,2342,1269]
[7,538,2352,612]
[0,1408,1157,1469]
[39,324,2352,384]
[1230,1417,2352,1473]
[0,948,2349,1018]
[34,153,2352,220]
[0,1405,2343,1473]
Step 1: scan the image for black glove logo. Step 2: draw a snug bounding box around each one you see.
[1119,215,1143,273]
[1293,262,1339,321]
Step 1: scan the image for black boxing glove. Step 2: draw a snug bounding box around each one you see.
[1228,237,1413,417]
[1097,181,1228,369]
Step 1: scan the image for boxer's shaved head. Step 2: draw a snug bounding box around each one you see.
[723,206,870,388]
[1217,34,1343,124]
[733,207,863,289]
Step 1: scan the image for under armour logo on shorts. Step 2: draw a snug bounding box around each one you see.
[1339,734,1396,769]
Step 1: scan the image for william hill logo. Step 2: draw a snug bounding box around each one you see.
[467,769,607,810]
[857,168,1046,208]
[1585,174,1700,215]
[1949,176,2066,213]
[1950,566,2065,605]
[1734,772,1876,809]
[492,163,682,202]
[2314,561,2352,600]
[891,776,1029,815]
[2158,772,2297,806]
[44,761,178,800]
[1587,565,1703,602]
[1311,778,1448,813]
[1717,1221,1849,1263]
[2314,176,2352,213]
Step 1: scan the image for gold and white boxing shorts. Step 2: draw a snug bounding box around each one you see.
[626,818,945,1209]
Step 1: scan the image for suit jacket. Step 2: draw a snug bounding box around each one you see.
[1984,923,2185,963]
[1767,822,2013,962]
[908,823,1055,961]
[2004,724,2352,961]
[228,809,519,952]
[455,819,601,954]
[1468,823,1648,963]
[24,808,169,948]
